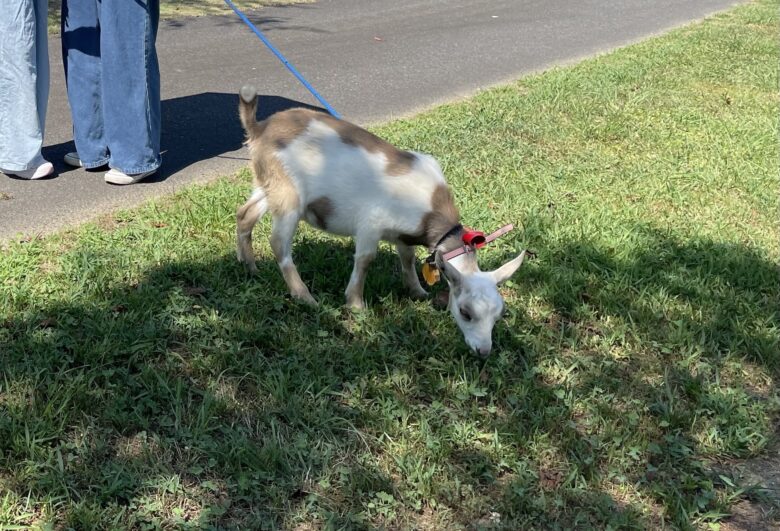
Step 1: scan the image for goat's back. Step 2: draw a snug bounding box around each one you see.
[274,112,452,239]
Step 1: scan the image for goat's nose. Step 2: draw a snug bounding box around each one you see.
[477,346,491,357]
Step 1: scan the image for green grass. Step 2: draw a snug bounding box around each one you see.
[4,1,779,529]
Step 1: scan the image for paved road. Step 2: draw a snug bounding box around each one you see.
[0,0,740,241]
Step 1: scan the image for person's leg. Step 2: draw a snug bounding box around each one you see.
[100,0,161,177]
[34,0,49,145]
[0,0,51,175]
[61,0,110,169]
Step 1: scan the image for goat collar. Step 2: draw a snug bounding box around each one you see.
[441,223,515,261]
[433,223,464,251]
[425,223,514,265]
[422,223,515,286]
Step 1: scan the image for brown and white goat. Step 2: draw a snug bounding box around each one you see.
[236,86,526,356]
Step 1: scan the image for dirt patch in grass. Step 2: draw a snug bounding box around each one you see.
[724,501,780,531]
[721,426,780,530]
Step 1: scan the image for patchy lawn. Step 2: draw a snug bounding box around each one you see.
[3,0,778,528]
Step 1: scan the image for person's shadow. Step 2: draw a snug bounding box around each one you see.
[43,93,324,180]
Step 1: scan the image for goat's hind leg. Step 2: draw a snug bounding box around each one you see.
[236,188,269,274]
[270,211,317,305]
[396,243,427,299]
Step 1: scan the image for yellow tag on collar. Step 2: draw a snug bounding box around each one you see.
[422,262,440,286]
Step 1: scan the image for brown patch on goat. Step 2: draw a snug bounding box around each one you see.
[317,114,416,176]
[265,109,315,150]
[399,184,461,249]
[306,197,334,230]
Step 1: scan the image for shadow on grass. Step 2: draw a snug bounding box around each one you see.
[0,227,777,528]
[505,225,779,527]
[1,241,456,528]
[525,226,778,369]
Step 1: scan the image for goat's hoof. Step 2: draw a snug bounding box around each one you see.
[409,288,429,300]
[346,299,366,311]
[291,291,317,306]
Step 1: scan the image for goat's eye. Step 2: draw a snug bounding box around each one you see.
[459,308,472,322]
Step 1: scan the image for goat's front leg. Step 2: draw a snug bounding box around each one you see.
[396,243,427,299]
[345,231,380,310]
[270,211,316,305]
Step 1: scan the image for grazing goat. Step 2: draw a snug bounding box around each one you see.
[236,86,525,356]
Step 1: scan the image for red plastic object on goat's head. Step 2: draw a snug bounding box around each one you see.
[462,230,486,249]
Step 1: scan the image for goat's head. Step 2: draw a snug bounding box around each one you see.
[435,250,526,357]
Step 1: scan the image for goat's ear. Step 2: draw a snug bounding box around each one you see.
[435,251,462,287]
[489,250,526,285]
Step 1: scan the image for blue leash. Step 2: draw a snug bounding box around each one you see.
[223,0,342,119]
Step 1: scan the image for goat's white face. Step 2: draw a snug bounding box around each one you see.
[436,251,526,357]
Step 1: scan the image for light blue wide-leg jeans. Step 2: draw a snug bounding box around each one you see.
[0,0,50,171]
[61,0,161,174]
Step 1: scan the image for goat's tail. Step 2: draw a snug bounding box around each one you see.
[239,85,264,140]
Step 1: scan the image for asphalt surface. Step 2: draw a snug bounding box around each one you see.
[0,0,740,241]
